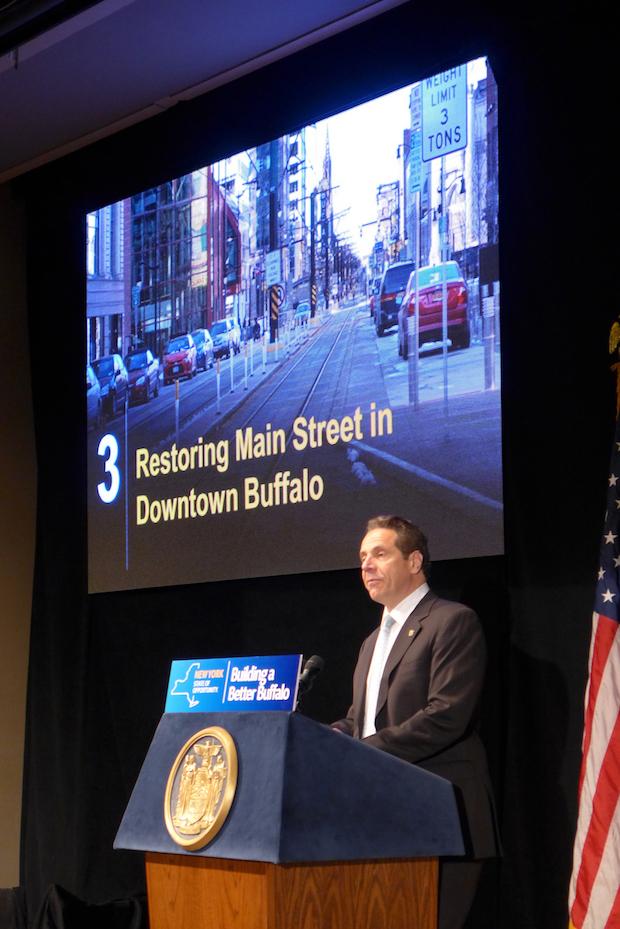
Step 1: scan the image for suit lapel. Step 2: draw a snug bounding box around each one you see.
[375,591,436,717]
[352,627,379,736]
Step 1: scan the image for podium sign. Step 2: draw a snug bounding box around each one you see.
[164,655,302,713]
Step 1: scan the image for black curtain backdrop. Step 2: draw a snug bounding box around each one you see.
[17,4,597,927]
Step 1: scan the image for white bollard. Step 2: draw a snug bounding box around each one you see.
[216,358,221,413]
[175,378,180,445]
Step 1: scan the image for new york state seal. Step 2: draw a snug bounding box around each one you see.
[164,727,238,850]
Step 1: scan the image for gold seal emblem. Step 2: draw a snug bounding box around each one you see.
[164,727,238,850]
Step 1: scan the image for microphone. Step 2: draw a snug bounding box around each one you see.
[297,654,325,697]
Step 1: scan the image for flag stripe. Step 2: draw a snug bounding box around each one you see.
[570,619,620,887]
[569,617,620,925]
[583,797,620,929]
[581,613,598,731]
[607,883,620,929]
[569,425,620,929]
[579,613,618,793]
[573,713,620,926]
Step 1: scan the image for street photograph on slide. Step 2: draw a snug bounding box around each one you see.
[86,56,502,593]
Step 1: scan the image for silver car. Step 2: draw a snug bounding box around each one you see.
[211,318,241,358]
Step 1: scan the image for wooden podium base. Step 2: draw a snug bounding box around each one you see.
[146,852,437,929]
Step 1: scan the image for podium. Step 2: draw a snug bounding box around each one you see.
[115,712,464,929]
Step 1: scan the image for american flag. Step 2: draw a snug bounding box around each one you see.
[568,425,620,929]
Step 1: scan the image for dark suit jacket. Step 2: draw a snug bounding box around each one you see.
[334,590,500,859]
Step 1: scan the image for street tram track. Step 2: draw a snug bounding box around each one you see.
[120,324,325,455]
[217,302,363,487]
[233,304,359,437]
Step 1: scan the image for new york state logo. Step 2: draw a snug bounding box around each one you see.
[164,727,237,850]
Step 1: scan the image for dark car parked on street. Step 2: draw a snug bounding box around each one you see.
[397,260,470,358]
[124,349,160,403]
[191,328,215,371]
[91,354,129,419]
[374,260,416,336]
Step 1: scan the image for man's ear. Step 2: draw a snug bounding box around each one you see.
[409,550,424,575]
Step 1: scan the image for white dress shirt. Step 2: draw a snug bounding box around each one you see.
[362,582,430,737]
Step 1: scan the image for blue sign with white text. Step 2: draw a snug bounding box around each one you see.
[165,655,302,713]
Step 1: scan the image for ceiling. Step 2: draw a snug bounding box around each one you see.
[0,0,405,183]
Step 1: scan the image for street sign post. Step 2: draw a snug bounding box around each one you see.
[265,249,281,287]
[411,84,421,133]
[408,132,422,195]
[419,62,469,419]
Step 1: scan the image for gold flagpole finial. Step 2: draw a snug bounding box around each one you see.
[609,319,620,417]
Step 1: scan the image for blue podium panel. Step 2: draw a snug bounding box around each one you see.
[115,712,464,862]
[280,713,464,861]
[115,712,289,862]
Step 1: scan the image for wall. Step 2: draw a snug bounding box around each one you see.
[0,183,36,887]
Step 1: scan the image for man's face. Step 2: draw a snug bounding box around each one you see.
[359,528,425,610]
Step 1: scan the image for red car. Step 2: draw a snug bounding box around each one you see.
[397,261,470,358]
[163,334,197,386]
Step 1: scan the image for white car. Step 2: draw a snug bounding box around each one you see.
[294,301,311,327]
[211,318,241,358]
[86,364,102,429]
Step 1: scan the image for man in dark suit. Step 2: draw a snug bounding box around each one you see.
[332,515,499,929]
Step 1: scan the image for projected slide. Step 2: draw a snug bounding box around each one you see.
[86,57,502,593]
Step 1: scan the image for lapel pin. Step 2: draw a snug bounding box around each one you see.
[408,629,414,637]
